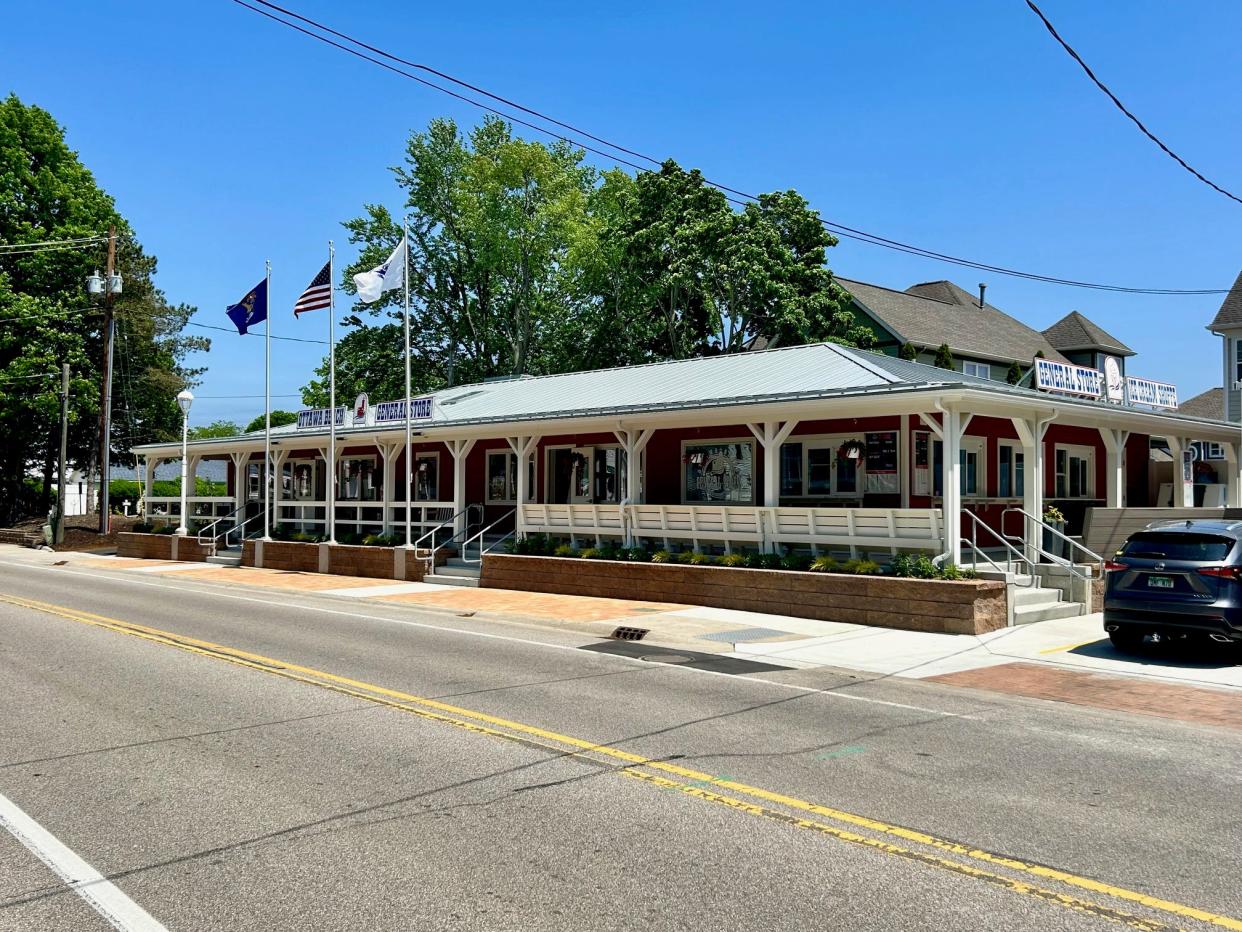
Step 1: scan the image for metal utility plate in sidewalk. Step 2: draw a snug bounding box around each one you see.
[581,640,792,674]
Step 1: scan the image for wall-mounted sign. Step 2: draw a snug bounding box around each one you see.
[374,396,434,423]
[1102,356,1124,403]
[1033,358,1103,398]
[296,407,346,429]
[354,393,369,420]
[1124,376,1178,410]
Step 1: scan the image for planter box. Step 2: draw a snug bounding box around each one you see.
[117,532,211,562]
[480,554,1007,635]
[241,539,426,581]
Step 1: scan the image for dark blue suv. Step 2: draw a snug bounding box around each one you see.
[1103,519,1242,651]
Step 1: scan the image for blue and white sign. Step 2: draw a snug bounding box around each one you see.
[1034,358,1103,398]
[296,406,347,429]
[375,396,435,423]
[1125,375,1178,410]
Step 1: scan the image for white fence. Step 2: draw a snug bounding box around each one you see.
[519,504,943,557]
[274,500,455,535]
[145,496,235,525]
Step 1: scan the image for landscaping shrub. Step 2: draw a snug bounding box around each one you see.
[744,552,783,570]
[579,547,605,560]
[808,555,839,573]
[154,525,177,535]
[621,547,649,562]
[362,533,399,547]
[510,532,556,556]
[650,549,672,564]
[717,552,747,568]
[686,551,714,565]
[842,558,882,575]
[889,552,971,580]
[780,552,812,572]
[554,544,580,558]
[132,521,154,533]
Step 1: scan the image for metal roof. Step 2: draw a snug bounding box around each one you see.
[134,340,1234,455]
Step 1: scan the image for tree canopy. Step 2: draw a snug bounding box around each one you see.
[0,94,205,522]
[244,410,297,433]
[305,116,870,404]
[189,420,241,440]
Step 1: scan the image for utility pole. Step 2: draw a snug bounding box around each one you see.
[96,226,117,534]
[55,364,70,546]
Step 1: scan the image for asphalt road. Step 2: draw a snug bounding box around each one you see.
[0,556,1239,931]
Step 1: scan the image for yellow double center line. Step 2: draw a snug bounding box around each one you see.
[4,592,1238,931]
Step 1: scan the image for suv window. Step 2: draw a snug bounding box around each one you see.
[1119,532,1234,562]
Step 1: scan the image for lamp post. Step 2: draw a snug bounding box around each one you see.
[176,389,194,537]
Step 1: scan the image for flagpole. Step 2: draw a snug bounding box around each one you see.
[403,217,413,549]
[328,241,337,545]
[263,259,272,541]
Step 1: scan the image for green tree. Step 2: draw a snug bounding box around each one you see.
[189,420,241,439]
[899,342,919,361]
[933,344,955,369]
[0,95,205,523]
[1005,360,1023,384]
[244,410,298,433]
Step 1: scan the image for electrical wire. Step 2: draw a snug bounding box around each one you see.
[231,0,1237,297]
[187,320,328,344]
[0,234,107,252]
[1025,0,1241,208]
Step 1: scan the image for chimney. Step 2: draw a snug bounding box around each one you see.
[978,283,987,308]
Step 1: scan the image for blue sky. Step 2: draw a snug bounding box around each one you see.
[4,0,1240,428]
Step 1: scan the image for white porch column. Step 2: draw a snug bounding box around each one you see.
[1226,442,1241,508]
[942,408,962,565]
[184,454,201,527]
[746,420,798,552]
[1167,437,1190,507]
[899,414,911,509]
[1099,428,1130,509]
[377,440,404,534]
[316,445,342,539]
[1012,413,1053,562]
[614,427,655,546]
[448,438,477,536]
[269,448,289,532]
[507,435,540,537]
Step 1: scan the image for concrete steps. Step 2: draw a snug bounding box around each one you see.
[206,547,243,567]
[0,529,43,548]
[425,557,481,588]
[1011,584,1083,624]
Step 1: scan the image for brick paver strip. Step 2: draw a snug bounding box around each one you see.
[929,662,1242,730]
[379,587,686,623]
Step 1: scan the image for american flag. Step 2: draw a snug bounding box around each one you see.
[293,260,332,316]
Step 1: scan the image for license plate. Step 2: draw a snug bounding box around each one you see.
[1147,576,1174,589]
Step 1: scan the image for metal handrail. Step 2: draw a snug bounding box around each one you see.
[223,512,265,549]
[461,508,516,564]
[417,503,483,570]
[1001,507,1103,565]
[960,510,1038,587]
[196,501,247,548]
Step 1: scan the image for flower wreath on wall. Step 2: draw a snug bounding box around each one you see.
[837,439,867,460]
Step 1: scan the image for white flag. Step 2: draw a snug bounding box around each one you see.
[352,237,406,304]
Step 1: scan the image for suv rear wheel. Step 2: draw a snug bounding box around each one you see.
[1108,627,1145,652]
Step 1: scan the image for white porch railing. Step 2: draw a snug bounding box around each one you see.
[144,496,236,524]
[518,504,944,557]
[274,499,455,535]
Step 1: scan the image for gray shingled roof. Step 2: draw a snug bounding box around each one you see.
[835,277,1067,364]
[1042,310,1134,355]
[1178,387,1224,420]
[1208,270,1242,332]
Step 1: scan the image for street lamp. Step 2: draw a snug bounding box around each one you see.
[176,389,194,537]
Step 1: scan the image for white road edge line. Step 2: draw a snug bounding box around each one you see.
[0,789,166,931]
[0,559,968,718]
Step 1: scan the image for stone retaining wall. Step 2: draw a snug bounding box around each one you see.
[481,555,1006,635]
[241,540,426,581]
[117,532,211,562]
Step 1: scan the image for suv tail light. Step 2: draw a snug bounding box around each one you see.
[1103,561,1128,573]
[1197,566,1242,581]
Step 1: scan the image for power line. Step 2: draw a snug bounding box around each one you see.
[1025,0,1242,208]
[0,234,107,251]
[188,320,328,344]
[231,0,1237,297]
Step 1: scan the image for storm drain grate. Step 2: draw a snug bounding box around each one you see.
[609,626,650,641]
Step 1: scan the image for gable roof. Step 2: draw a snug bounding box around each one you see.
[1178,386,1224,421]
[1042,310,1134,356]
[834,277,1067,365]
[1208,270,1242,332]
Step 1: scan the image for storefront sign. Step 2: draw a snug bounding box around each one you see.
[296,406,346,429]
[1033,358,1102,398]
[374,396,434,423]
[1102,356,1124,403]
[1124,375,1178,410]
[354,393,369,420]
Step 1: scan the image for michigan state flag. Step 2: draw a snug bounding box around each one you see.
[225,278,269,335]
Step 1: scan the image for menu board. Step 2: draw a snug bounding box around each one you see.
[864,431,899,494]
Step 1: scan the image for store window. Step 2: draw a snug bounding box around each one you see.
[683,441,754,504]
[1055,446,1093,499]
[339,456,378,501]
[932,438,985,497]
[780,443,803,496]
[488,451,537,503]
[290,461,316,500]
[413,454,438,501]
[778,435,880,498]
[997,443,1025,498]
[593,447,626,503]
[963,361,992,380]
